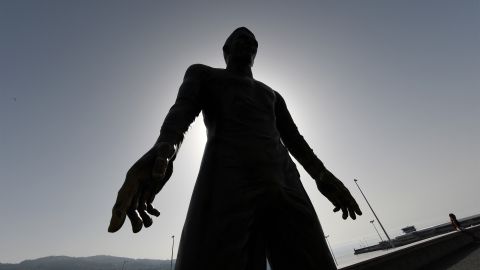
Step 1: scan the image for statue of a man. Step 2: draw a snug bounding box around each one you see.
[109,27,362,270]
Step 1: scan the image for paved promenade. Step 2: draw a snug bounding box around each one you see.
[341,226,480,270]
[423,243,480,270]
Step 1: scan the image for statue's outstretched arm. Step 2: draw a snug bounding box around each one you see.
[108,65,205,233]
[274,91,362,220]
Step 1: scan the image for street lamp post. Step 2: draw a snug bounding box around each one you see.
[324,235,338,266]
[354,179,395,248]
[370,220,384,242]
[170,235,175,270]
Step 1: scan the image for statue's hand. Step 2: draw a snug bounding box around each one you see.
[315,170,362,220]
[108,142,175,233]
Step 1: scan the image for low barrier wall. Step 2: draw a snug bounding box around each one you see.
[340,226,480,270]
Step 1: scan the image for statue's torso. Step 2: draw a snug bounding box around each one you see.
[193,68,297,192]
[201,69,280,146]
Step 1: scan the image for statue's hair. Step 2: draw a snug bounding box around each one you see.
[222,27,258,55]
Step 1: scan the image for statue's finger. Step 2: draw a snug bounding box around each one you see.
[330,194,343,212]
[352,200,362,216]
[145,191,161,216]
[108,201,127,233]
[146,203,160,217]
[341,206,348,220]
[345,193,362,216]
[127,208,143,233]
[342,196,358,220]
[137,191,154,227]
[139,210,153,228]
[127,193,143,233]
[108,186,136,232]
[138,203,153,228]
[348,207,357,220]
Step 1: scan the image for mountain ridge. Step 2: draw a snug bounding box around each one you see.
[0,255,174,270]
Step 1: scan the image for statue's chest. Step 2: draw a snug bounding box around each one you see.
[206,77,275,116]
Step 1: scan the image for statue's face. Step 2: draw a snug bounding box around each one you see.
[224,30,258,67]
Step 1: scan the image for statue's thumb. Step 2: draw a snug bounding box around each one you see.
[108,208,126,233]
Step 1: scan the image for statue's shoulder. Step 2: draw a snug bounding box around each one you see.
[254,79,279,98]
[184,64,217,80]
[254,80,273,90]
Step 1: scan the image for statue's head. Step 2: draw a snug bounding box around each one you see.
[223,27,258,67]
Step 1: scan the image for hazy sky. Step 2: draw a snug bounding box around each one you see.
[1,0,479,264]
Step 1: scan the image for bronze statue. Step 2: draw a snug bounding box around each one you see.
[109,27,362,270]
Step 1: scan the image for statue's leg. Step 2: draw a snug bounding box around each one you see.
[245,218,267,270]
[175,207,267,270]
[202,208,267,270]
[262,188,337,270]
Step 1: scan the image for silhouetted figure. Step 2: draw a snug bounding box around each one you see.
[109,27,362,270]
[449,213,480,244]
[449,213,463,231]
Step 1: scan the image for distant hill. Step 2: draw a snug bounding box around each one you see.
[0,255,174,270]
[0,255,273,270]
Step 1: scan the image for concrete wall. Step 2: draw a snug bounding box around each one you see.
[341,226,480,270]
